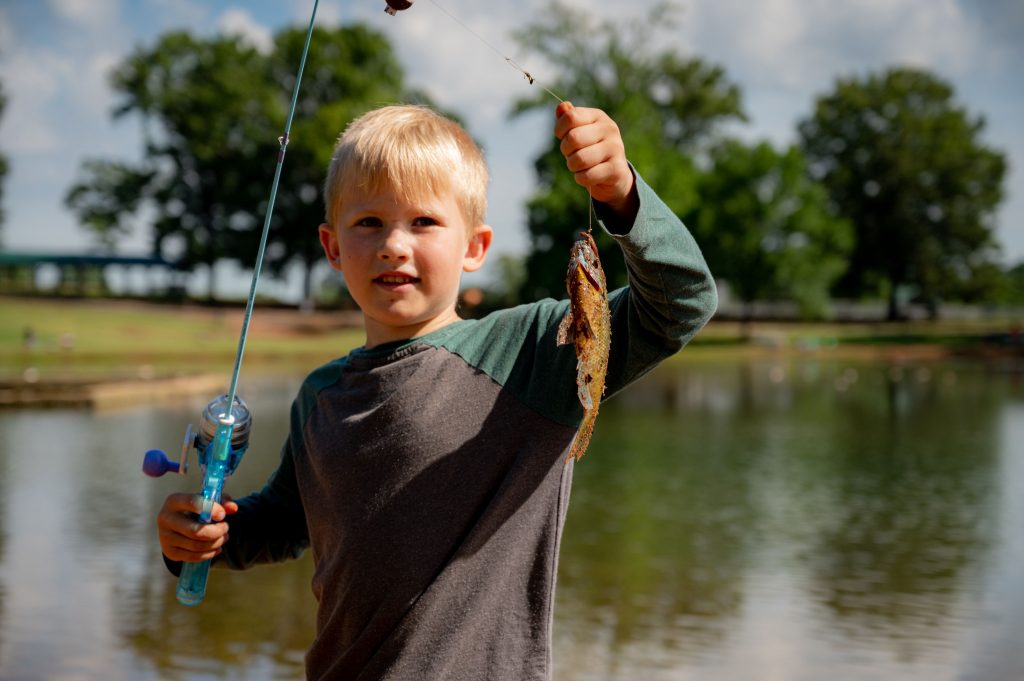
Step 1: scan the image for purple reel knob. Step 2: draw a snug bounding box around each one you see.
[143,449,180,477]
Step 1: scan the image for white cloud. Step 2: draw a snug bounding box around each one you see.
[0,49,69,153]
[219,8,274,54]
[142,0,208,34]
[292,0,342,27]
[48,0,120,32]
[684,0,981,92]
[0,7,13,50]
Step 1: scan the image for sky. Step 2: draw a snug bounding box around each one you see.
[0,0,1022,300]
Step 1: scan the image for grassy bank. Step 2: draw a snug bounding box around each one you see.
[1,296,364,381]
[2,295,1020,380]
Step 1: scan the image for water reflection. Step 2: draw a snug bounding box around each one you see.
[554,360,1016,680]
[805,366,999,662]
[0,360,1021,680]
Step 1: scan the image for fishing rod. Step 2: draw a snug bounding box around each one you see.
[140,1,329,608]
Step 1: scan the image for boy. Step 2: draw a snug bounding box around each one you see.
[157,101,717,679]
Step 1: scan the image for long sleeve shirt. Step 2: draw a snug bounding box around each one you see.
[208,173,717,680]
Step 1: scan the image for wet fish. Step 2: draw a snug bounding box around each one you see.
[556,230,612,462]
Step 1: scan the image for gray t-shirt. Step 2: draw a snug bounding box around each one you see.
[207,174,717,680]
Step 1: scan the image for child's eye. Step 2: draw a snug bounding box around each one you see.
[354,216,382,228]
[412,216,439,227]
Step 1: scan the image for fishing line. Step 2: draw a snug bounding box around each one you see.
[424,0,564,103]
[421,0,605,236]
[223,0,320,410]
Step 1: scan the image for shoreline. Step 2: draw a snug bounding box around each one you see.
[4,342,1021,410]
[0,372,228,409]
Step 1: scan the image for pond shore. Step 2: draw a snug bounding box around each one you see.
[0,373,227,409]
[2,295,1022,407]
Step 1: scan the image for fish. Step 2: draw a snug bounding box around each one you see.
[556,230,612,462]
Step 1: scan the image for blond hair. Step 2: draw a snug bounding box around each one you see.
[324,105,489,228]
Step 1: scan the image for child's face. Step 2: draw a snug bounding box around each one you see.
[319,186,492,348]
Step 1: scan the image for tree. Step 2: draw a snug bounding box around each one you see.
[798,67,1007,319]
[250,25,434,301]
[1006,261,1024,305]
[66,25,422,301]
[689,139,853,319]
[511,1,746,301]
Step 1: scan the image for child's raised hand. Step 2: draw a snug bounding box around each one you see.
[157,492,238,563]
[554,101,638,221]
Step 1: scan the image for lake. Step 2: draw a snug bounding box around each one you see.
[0,357,1022,680]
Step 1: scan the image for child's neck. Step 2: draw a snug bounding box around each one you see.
[362,309,462,349]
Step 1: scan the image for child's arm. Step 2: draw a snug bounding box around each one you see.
[554,101,718,396]
[156,402,310,574]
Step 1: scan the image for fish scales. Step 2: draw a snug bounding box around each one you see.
[556,231,612,462]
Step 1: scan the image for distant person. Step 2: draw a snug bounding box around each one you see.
[156,102,717,679]
[22,326,36,352]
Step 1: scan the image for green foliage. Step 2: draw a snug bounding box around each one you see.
[65,24,424,300]
[798,67,1007,318]
[511,1,744,300]
[1006,262,1024,305]
[481,253,528,311]
[689,140,853,319]
[65,161,154,249]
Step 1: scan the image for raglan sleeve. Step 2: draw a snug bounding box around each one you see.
[598,169,718,396]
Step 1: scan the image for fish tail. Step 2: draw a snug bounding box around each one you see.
[565,409,596,463]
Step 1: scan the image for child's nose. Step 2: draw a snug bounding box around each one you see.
[378,228,411,261]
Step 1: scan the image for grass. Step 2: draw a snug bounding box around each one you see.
[2,295,1020,380]
[1,296,364,381]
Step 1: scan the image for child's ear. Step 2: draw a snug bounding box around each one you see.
[319,224,343,272]
[463,224,493,273]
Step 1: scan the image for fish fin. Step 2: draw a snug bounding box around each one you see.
[556,309,574,346]
[577,360,593,410]
[579,314,594,340]
[579,258,603,290]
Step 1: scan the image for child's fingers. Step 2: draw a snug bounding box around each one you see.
[163,543,224,563]
[158,522,229,562]
[571,161,626,192]
[554,102,605,142]
[159,527,229,562]
[220,493,240,517]
[157,492,231,561]
[562,138,616,176]
[560,124,615,169]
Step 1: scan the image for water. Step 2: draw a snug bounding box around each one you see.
[0,358,1022,680]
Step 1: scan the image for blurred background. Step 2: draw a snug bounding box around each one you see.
[1,1,1023,679]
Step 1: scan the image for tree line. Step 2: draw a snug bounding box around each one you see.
[512,3,1011,320]
[0,2,1015,318]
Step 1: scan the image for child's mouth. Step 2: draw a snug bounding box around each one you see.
[373,274,420,288]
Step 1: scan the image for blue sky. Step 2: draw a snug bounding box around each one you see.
[1,0,1021,299]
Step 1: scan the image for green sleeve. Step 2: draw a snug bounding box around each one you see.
[599,170,718,395]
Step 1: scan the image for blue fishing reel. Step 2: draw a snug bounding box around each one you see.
[142,394,252,606]
[143,394,252,480]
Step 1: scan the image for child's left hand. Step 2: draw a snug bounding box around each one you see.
[554,101,639,222]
